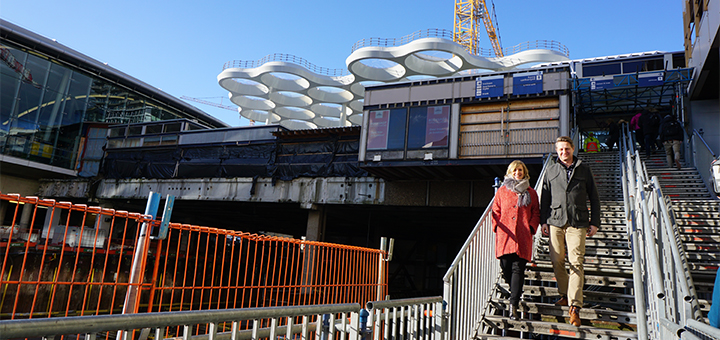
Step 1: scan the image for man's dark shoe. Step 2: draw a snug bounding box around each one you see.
[569,306,581,326]
[554,296,568,306]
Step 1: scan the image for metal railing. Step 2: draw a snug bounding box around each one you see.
[688,129,718,195]
[222,53,350,76]
[620,123,714,340]
[442,153,552,340]
[366,296,445,340]
[0,193,387,321]
[501,40,570,58]
[351,29,570,58]
[0,296,448,340]
[0,303,361,340]
[351,29,455,52]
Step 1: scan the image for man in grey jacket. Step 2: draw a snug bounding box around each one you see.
[540,136,600,327]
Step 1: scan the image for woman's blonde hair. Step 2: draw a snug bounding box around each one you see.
[506,160,530,180]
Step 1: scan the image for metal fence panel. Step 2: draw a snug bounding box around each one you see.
[0,193,387,333]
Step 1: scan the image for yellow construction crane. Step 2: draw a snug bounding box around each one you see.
[454,0,503,57]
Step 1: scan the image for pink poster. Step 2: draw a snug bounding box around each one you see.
[367,110,390,150]
[425,106,449,147]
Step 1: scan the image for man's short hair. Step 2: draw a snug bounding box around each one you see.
[556,136,574,149]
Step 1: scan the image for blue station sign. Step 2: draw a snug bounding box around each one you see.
[590,76,614,90]
[513,71,543,95]
[475,75,505,98]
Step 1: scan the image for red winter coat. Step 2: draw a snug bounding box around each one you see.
[491,185,540,262]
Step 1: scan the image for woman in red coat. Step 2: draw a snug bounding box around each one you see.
[491,160,540,320]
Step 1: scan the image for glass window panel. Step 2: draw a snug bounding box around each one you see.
[107,139,123,148]
[123,138,141,148]
[407,105,450,149]
[108,127,125,137]
[145,124,162,134]
[407,107,427,149]
[424,105,450,147]
[105,85,128,123]
[0,47,27,141]
[143,136,161,146]
[36,64,72,144]
[163,122,181,133]
[622,59,664,73]
[61,71,91,126]
[10,54,49,147]
[367,108,406,150]
[86,79,112,122]
[160,135,178,145]
[128,126,143,136]
[582,63,621,77]
[387,109,407,150]
[53,122,81,168]
[0,51,21,143]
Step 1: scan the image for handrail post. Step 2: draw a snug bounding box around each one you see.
[122,192,160,314]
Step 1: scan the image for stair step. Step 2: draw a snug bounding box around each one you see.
[676,212,720,219]
[512,285,635,311]
[525,271,633,288]
[490,299,637,324]
[536,238,630,248]
[483,316,637,340]
[531,259,634,272]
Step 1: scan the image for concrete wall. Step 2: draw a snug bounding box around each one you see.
[689,99,720,154]
[0,174,39,196]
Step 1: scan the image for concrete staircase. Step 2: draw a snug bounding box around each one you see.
[477,151,638,340]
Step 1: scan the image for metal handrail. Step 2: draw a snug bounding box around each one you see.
[1,297,452,340]
[366,296,445,340]
[442,153,552,340]
[0,303,360,339]
[351,28,455,52]
[351,28,570,58]
[692,129,716,157]
[690,129,719,195]
[622,124,711,340]
[367,296,442,310]
[222,53,350,76]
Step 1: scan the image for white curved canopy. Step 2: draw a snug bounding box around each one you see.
[219,34,569,129]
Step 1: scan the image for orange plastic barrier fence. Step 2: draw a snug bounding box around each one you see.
[0,193,388,327]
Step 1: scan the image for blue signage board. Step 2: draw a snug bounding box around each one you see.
[590,76,614,90]
[475,75,504,98]
[638,72,664,87]
[513,71,543,95]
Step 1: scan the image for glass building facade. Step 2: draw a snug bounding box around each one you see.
[0,20,226,173]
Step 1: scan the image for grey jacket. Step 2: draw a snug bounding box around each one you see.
[540,156,601,228]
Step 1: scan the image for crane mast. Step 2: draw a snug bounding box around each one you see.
[453,0,503,57]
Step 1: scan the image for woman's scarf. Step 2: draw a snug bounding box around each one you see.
[503,176,531,207]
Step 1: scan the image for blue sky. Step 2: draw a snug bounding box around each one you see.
[2,0,684,127]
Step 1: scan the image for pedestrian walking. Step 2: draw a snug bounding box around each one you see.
[659,113,684,170]
[630,111,644,150]
[540,136,601,327]
[583,132,599,153]
[492,160,540,320]
[640,107,662,158]
[605,119,619,151]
